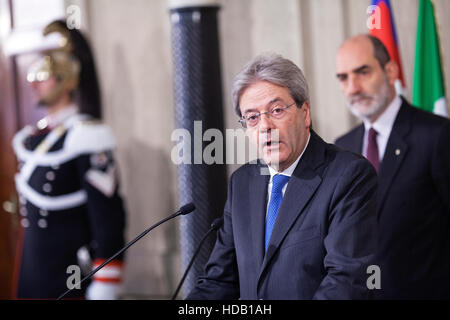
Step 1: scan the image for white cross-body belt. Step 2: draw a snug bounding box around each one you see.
[14,118,88,211]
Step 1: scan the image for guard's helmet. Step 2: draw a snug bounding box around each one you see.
[27,20,102,119]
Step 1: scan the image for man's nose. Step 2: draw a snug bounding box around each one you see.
[347,75,362,96]
[258,113,275,132]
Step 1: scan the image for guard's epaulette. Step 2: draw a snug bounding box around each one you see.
[70,117,102,128]
[65,119,116,154]
[79,119,102,126]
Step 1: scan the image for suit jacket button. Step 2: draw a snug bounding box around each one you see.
[38,219,48,229]
[46,171,55,181]
[39,209,48,217]
[21,218,30,228]
[20,207,27,216]
[43,183,52,193]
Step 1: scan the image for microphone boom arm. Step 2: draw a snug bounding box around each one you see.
[171,217,223,300]
[57,203,195,300]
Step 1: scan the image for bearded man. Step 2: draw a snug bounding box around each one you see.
[335,34,450,299]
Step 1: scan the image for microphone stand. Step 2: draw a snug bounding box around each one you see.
[57,203,195,300]
[171,217,223,300]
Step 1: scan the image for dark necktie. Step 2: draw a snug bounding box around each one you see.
[265,174,290,252]
[366,127,379,172]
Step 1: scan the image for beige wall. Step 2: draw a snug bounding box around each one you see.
[82,0,450,297]
[86,0,178,298]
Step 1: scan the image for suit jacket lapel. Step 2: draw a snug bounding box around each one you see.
[377,101,412,210]
[257,131,324,285]
[249,162,270,268]
[348,124,365,154]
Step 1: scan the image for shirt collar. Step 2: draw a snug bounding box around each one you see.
[363,95,402,136]
[268,131,311,178]
[37,104,79,130]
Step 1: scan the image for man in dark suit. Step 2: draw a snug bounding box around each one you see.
[187,53,378,300]
[335,35,450,299]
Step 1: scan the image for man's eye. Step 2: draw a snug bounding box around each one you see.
[247,114,259,121]
[358,68,371,76]
[272,107,283,114]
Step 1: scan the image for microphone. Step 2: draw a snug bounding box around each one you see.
[171,216,224,300]
[57,203,195,300]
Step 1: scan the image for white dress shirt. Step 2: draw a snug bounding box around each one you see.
[362,95,402,162]
[266,132,311,214]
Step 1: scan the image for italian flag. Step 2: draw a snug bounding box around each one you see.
[413,0,448,117]
[369,0,406,95]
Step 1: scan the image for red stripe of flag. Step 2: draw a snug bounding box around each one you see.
[369,0,406,88]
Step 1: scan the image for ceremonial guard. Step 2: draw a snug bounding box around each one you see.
[12,20,126,299]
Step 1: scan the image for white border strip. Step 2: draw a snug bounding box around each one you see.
[169,0,220,9]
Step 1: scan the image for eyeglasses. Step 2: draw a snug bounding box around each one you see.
[238,102,296,128]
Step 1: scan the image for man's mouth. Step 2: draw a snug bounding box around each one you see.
[263,140,280,148]
[350,95,373,105]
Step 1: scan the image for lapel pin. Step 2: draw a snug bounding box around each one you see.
[395,149,401,156]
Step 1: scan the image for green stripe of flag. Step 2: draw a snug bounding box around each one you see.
[412,0,447,116]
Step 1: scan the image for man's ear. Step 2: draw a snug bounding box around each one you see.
[384,60,399,86]
[302,101,311,128]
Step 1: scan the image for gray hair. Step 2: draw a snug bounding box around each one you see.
[232,53,310,117]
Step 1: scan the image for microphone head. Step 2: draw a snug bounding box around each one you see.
[210,217,224,230]
[178,203,195,215]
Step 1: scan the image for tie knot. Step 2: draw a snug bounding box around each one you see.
[272,174,290,193]
[369,127,378,140]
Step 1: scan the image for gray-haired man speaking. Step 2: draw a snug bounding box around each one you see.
[187,53,378,300]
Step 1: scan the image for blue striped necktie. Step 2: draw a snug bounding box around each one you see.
[265,174,290,252]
